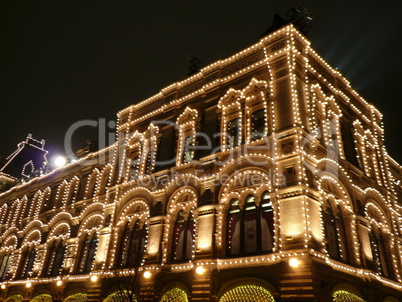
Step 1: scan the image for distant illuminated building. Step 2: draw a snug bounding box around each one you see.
[0,24,401,301]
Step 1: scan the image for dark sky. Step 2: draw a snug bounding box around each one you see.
[1,0,402,164]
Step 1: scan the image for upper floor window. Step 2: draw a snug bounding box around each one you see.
[171,210,195,262]
[44,241,65,277]
[116,220,145,269]
[218,88,242,152]
[183,135,195,164]
[368,226,392,278]
[250,108,266,141]
[125,131,143,182]
[322,201,349,263]
[227,118,241,149]
[0,254,12,280]
[129,155,141,181]
[226,191,274,257]
[176,107,199,166]
[142,124,159,175]
[17,248,36,279]
[144,150,155,175]
[77,233,98,274]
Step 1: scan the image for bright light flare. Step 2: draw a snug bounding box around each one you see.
[90,275,98,282]
[53,156,67,168]
[289,258,300,268]
[196,266,205,275]
[143,271,152,279]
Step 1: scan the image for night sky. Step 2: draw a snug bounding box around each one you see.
[1,1,402,165]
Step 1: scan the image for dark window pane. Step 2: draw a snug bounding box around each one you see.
[251,109,266,140]
[227,118,241,148]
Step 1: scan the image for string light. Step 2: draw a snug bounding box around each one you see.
[0,24,400,301]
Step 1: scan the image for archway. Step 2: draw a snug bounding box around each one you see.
[219,284,275,302]
[160,288,188,302]
[332,290,366,302]
[103,290,136,302]
[30,294,52,302]
[4,295,23,302]
[63,293,87,302]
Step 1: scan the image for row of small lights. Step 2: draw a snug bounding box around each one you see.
[0,23,400,292]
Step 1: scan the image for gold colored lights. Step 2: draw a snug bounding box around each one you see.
[143,270,152,279]
[90,275,98,282]
[289,258,300,268]
[195,266,205,275]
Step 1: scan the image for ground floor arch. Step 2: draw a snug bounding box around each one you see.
[63,293,87,302]
[159,287,188,302]
[218,284,275,302]
[332,290,366,302]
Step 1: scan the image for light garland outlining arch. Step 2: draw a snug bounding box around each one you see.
[47,212,73,230]
[317,176,360,264]
[62,293,87,302]
[160,287,188,302]
[108,198,150,269]
[176,107,199,167]
[332,290,366,302]
[84,168,100,200]
[161,187,198,265]
[0,234,18,253]
[78,202,105,222]
[0,23,400,300]
[216,168,275,250]
[94,164,113,198]
[219,284,275,302]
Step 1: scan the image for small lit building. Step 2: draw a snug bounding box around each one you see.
[0,23,401,302]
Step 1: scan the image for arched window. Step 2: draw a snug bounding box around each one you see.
[323,201,339,260]
[116,221,145,269]
[322,201,349,262]
[227,192,274,256]
[171,211,195,262]
[244,195,257,253]
[227,199,241,256]
[44,241,65,277]
[85,171,98,200]
[117,223,131,268]
[18,247,36,279]
[335,206,349,263]
[77,233,98,274]
[227,118,241,149]
[250,108,266,141]
[260,192,274,252]
[0,254,12,280]
[369,227,391,278]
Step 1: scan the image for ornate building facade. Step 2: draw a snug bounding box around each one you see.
[0,24,401,301]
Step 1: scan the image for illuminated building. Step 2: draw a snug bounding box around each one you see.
[0,24,401,301]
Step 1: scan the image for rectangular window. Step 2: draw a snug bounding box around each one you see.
[183,135,195,163]
[251,108,265,140]
[227,118,240,148]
